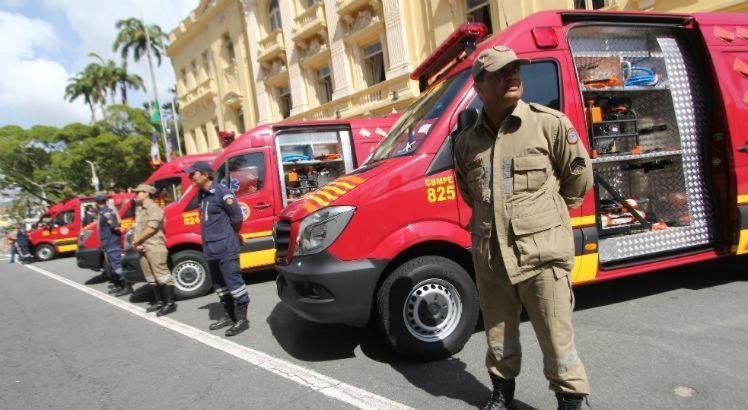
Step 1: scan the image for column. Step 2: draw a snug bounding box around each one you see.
[243,0,272,124]
[282,0,309,116]
[324,0,354,101]
[382,0,411,79]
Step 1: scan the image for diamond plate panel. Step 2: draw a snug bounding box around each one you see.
[569,26,715,263]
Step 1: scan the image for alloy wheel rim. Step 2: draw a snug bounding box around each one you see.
[173,261,205,292]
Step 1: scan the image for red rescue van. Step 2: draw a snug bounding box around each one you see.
[274,11,748,359]
[120,117,398,300]
[75,153,218,273]
[28,193,132,261]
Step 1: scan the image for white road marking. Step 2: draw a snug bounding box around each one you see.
[24,264,412,410]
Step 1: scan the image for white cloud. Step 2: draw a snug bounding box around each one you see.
[0,0,199,128]
[0,11,89,127]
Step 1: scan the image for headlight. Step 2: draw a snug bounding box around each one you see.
[294,206,355,256]
[124,230,134,250]
[79,229,93,245]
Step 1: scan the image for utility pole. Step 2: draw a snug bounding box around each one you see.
[143,20,171,162]
[85,160,100,192]
[170,86,183,156]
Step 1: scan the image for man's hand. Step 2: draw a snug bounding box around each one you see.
[135,244,144,252]
[237,233,245,246]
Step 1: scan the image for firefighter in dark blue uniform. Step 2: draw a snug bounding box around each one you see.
[96,195,130,296]
[185,161,250,336]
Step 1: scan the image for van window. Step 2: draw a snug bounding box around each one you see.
[215,152,266,196]
[51,210,75,227]
[468,60,561,111]
[153,177,183,207]
[368,69,472,163]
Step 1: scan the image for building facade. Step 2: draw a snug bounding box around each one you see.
[169,0,748,154]
[167,0,259,154]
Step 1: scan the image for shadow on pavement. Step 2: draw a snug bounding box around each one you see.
[198,302,226,322]
[127,284,154,304]
[84,274,109,285]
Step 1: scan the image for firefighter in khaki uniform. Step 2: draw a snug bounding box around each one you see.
[131,183,177,316]
[454,46,593,410]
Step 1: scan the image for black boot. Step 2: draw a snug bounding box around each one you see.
[556,393,585,410]
[108,278,123,294]
[481,373,515,410]
[146,285,165,313]
[225,304,249,337]
[157,286,177,317]
[209,298,235,330]
[114,278,133,297]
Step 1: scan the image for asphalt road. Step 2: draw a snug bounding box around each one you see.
[0,254,746,409]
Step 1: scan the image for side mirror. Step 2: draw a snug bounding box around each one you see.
[457,108,479,133]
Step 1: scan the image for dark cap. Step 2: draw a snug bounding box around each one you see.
[184,161,213,174]
[94,195,107,204]
[132,183,156,194]
[472,45,530,80]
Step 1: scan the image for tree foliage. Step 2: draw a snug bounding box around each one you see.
[0,106,158,203]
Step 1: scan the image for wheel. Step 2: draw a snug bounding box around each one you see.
[376,255,479,361]
[170,250,212,300]
[34,244,56,261]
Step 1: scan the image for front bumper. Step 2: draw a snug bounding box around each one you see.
[276,251,387,327]
[76,245,101,270]
[121,248,145,283]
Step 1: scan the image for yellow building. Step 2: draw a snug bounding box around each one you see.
[170,0,747,154]
[167,0,259,154]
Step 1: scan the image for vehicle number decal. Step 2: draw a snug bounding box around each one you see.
[183,211,200,226]
[425,176,456,203]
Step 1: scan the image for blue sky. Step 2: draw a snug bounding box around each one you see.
[0,0,199,128]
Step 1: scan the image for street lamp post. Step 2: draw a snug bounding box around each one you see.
[85,160,100,192]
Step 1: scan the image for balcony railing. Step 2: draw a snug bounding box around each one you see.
[337,0,379,18]
[286,75,416,121]
[292,2,326,42]
[180,78,216,111]
[258,29,285,64]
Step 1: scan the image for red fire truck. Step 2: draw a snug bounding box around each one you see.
[76,153,218,274]
[28,193,132,261]
[274,11,748,359]
[120,117,397,300]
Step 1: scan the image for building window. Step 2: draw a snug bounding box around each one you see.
[213,118,220,139]
[574,0,609,9]
[466,0,492,34]
[316,66,333,104]
[269,0,282,31]
[180,68,188,90]
[223,34,236,64]
[279,86,291,118]
[305,0,317,7]
[236,109,246,134]
[362,42,385,87]
[202,51,211,77]
[191,60,199,85]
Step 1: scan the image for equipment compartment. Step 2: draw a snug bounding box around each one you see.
[569,25,715,264]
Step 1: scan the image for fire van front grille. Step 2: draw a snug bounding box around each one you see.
[273,220,292,261]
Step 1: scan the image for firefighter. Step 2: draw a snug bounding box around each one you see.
[6,224,18,263]
[96,195,129,296]
[131,183,176,316]
[454,45,593,410]
[185,161,250,336]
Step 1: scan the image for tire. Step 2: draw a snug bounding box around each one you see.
[170,250,212,300]
[376,255,479,361]
[34,244,56,261]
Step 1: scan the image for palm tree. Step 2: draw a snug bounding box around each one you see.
[65,74,97,123]
[89,52,145,105]
[113,17,171,160]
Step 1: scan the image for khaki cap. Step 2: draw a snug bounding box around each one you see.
[472,45,530,80]
[132,184,156,194]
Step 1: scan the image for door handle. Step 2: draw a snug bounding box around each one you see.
[253,203,271,209]
[738,146,748,153]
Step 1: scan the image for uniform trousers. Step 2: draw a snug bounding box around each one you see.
[104,245,123,279]
[139,248,174,286]
[208,258,249,307]
[476,258,590,395]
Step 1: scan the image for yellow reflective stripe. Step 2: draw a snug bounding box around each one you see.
[308,195,329,207]
[339,176,365,185]
[330,181,355,190]
[571,253,598,284]
[239,249,276,269]
[737,229,748,255]
[316,190,338,201]
[241,231,272,240]
[53,237,77,244]
[303,202,319,213]
[571,215,596,227]
[324,185,346,195]
[739,194,748,205]
[57,244,78,253]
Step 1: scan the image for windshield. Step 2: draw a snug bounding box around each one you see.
[367,69,471,163]
[36,213,52,228]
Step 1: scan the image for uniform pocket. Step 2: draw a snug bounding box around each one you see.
[470,220,492,272]
[513,155,549,193]
[467,164,489,203]
[511,211,568,267]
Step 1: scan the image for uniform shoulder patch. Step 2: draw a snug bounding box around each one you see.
[567,129,580,145]
[223,193,235,205]
[570,157,587,175]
